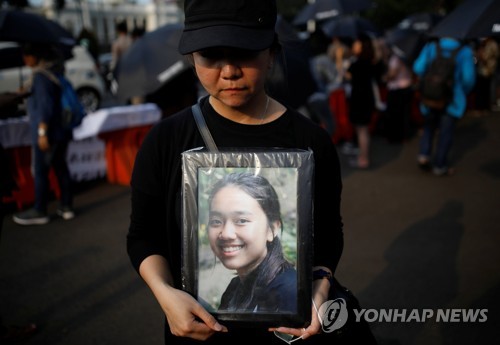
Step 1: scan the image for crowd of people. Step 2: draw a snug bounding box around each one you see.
[47,11,500,178]
[91,15,499,177]
[303,28,498,173]
[70,18,500,177]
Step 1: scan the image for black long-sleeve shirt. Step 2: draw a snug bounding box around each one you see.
[127,97,343,344]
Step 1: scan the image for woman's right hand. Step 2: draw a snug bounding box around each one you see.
[139,255,227,341]
[158,286,228,341]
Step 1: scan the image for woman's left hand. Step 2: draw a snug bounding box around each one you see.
[269,277,330,340]
[38,135,50,151]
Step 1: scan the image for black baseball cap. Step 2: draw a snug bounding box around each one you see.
[178,0,277,55]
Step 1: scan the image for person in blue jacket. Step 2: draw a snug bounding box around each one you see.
[413,37,476,176]
[12,43,75,225]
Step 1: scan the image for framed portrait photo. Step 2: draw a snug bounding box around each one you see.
[181,148,314,328]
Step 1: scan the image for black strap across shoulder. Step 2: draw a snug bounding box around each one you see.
[191,102,219,153]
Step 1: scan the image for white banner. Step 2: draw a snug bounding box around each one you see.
[67,137,107,182]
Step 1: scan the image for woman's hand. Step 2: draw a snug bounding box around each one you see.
[269,273,331,340]
[38,135,50,151]
[37,123,49,151]
[139,255,227,341]
[159,286,228,341]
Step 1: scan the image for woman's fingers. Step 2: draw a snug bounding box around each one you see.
[192,303,228,333]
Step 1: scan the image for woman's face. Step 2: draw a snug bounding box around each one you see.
[22,54,37,68]
[352,40,362,56]
[208,185,276,276]
[192,47,273,109]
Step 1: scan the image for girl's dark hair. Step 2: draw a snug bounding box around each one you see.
[209,172,282,229]
[209,172,293,310]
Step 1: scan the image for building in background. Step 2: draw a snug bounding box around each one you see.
[36,0,183,52]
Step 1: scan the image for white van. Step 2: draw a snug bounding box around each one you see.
[0,43,106,113]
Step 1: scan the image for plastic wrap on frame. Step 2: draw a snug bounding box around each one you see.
[181,148,314,327]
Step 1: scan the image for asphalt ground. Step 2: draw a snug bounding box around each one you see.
[1,110,499,345]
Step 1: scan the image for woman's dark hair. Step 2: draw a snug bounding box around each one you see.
[21,43,61,62]
[208,172,294,310]
[115,20,128,34]
[356,33,375,62]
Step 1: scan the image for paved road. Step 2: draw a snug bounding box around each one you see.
[1,111,499,345]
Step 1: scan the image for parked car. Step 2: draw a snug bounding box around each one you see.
[0,43,106,114]
[98,52,114,92]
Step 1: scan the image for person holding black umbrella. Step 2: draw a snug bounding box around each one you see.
[12,43,75,225]
[472,37,499,115]
[382,48,414,143]
[344,33,381,169]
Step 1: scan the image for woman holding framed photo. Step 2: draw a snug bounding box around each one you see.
[126,0,376,343]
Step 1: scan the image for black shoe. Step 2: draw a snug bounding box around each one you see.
[56,206,75,220]
[12,208,49,225]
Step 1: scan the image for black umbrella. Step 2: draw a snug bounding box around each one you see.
[293,0,373,27]
[0,41,23,69]
[114,23,190,101]
[321,15,380,39]
[395,12,443,33]
[0,40,73,69]
[0,9,75,46]
[430,0,500,39]
[267,16,318,108]
[385,28,427,66]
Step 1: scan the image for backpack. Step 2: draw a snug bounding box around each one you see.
[58,75,86,130]
[35,69,87,130]
[419,42,461,110]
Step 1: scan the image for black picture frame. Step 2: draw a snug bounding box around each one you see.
[181,148,313,328]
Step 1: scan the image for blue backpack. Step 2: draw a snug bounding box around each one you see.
[419,42,461,110]
[58,75,86,130]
